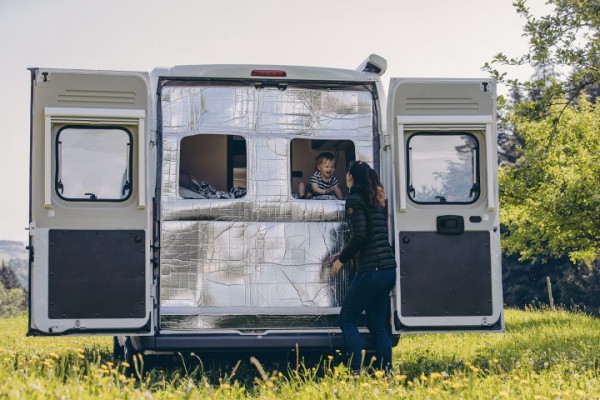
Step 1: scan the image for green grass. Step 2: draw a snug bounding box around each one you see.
[1,308,599,398]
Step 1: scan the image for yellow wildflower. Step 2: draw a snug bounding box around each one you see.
[430,372,443,380]
[469,365,480,374]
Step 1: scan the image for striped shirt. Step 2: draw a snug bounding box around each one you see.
[308,171,338,193]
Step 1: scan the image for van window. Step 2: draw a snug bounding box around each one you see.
[407,133,479,204]
[55,126,133,201]
[179,134,247,199]
[290,139,355,200]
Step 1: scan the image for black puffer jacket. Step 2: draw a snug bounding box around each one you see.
[338,185,397,273]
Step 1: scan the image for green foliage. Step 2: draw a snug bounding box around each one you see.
[0,285,25,318]
[501,254,600,314]
[558,261,600,313]
[1,310,600,398]
[0,260,26,318]
[7,258,27,290]
[0,261,22,290]
[0,241,28,289]
[484,0,600,308]
[502,254,568,308]
[484,0,600,118]
[499,99,600,265]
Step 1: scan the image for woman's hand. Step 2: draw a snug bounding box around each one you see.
[332,259,343,275]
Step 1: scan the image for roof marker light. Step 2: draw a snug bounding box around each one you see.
[251,70,287,77]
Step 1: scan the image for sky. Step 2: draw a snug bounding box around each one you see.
[0,0,546,243]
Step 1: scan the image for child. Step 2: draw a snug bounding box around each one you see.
[298,152,344,200]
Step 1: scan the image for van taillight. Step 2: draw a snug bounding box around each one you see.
[251,70,287,77]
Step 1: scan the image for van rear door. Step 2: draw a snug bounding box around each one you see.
[28,69,153,335]
[388,78,503,333]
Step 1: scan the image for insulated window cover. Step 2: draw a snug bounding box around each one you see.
[48,230,146,319]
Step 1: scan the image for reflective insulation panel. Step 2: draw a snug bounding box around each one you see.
[160,82,376,330]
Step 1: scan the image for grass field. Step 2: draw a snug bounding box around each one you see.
[1,308,599,399]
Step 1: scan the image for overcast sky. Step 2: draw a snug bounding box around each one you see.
[0,0,546,242]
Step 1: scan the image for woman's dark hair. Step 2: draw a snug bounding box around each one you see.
[347,161,386,207]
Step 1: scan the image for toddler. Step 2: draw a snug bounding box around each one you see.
[298,152,343,200]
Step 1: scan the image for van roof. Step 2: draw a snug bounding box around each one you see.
[152,64,381,82]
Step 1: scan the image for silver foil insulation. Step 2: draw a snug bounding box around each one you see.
[159,84,375,330]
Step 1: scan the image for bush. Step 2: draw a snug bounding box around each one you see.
[0,284,26,318]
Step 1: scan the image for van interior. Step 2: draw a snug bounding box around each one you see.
[290,138,355,198]
[178,135,355,199]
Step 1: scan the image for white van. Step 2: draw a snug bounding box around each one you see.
[27,55,503,359]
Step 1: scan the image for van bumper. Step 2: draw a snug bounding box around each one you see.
[132,332,399,353]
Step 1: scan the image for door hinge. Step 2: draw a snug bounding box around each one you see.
[382,134,392,150]
[26,245,34,262]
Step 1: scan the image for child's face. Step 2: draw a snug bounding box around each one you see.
[317,159,336,181]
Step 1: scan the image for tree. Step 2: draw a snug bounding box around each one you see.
[485,0,600,121]
[0,284,25,318]
[0,260,21,290]
[482,1,600,267]
[499,99,600,265]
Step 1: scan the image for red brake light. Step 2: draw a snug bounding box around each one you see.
[251,70,287,77]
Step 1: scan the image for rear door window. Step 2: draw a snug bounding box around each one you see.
[407,133,479,204]
[55,126,133,201]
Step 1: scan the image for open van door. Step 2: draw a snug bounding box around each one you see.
[28,69,153,335]
[388,78,503,333]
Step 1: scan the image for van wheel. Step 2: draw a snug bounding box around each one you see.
[114,336,137,375]
[122,337,134,366]
[113,336,125,361]
[113,336,135,365]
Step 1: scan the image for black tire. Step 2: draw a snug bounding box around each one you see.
[113,336,136,375]
[122,337,134,366]
[113,336,125,361]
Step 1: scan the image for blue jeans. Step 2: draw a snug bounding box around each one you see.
[339,268,396,372]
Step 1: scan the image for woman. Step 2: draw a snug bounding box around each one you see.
[331,161,397,373]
